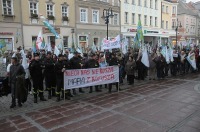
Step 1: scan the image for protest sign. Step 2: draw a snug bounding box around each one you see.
[64,66,119,89]
[101,35,121,50]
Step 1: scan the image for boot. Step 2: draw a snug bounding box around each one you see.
[52,88,56,97]
[89,87,93,93]
[40,96,47,101]
[95,87,102,92]
[68,91,74,97]
[34,95,37,103]
[72,89,77,95]
[56,95,60,102]
[18,99,22,107]
[48,90,51,99]
[10,97,16,108]
[79,88,84,93]
[108,87,112,93]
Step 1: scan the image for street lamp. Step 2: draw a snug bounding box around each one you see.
[172,19,182,49]
[102,8,114,40]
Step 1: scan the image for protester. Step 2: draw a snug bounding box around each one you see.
[9,57,26,108]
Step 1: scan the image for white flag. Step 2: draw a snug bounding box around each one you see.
[187,53,196,70]
[36,30,43,49]
[54,46,60,56]
[141,47,149,67]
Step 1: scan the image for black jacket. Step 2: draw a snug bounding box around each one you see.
[44,58,55,76]
[109,57,119,66]
[70,56,82,69]
[55,60,64,79]
[85,59,99,68]
[29,59,43,79]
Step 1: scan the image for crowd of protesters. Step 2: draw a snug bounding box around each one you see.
[0,43,200,109]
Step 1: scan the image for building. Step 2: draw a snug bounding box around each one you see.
[75,0,120,52]
[0,0,22,51]
[161,0,178,45]
[0,0,76,50]
[177,1,200,44]
[22,0,75,49]
[121,0,163,47]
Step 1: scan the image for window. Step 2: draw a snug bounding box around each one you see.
[124,0,128,3]
[172,19,176,29]
[47,4,54,16]
[166,21,168,29]
[150,0,153,8]
[138,14,141,21]
[138,0,141,6]
[125,12,128,23]
[62,6,68,17]
[150,16,152,26]
[144,0,147,7]
[162,20,164,28]
[155,17,157,27]
[162,5,165,13]
[2,0,13,15]
[132,13,135,24]
[172,6,176,14]
[30,2,38,15]
[113,13,119,25]
[63,36,68,48]
[80,8,87,23]
[166,6,168,13]
[92,10,99,23]
[155,0,158,9]
[144,15,147,25]
[132,0,135,5]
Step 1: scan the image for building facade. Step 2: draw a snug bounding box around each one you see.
[75,0,120,52]
[161,0,178,45]
[21,0,75,49]
[0,0,22,51]
[177,1,200,44]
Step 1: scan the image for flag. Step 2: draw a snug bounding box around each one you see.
[54,46,60,56]
[41,38,46,49]
[36,30,43,49]
[133,33,140,48]
[32,40,37,53]
[22,53,28,69]
[141,47,149,67]
[137,20,144,43]
[165,47,170,64]
[187,52,196,70]
[46,43,52,52]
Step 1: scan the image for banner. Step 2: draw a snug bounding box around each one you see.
[187,53,196,70]
[64,66,119,89]
[101,35,121,50]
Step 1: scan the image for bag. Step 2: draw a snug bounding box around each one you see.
[0,77,11,97]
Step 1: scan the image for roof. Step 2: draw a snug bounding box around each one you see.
[177,1,199,17]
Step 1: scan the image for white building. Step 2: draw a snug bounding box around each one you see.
[121,0,165,47]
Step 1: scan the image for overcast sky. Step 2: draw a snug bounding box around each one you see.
[186,0,200,2]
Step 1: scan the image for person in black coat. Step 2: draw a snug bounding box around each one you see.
[70,52,84,94]
[85,53,101,93]
[29,53,47,103]
[108,53,120,93]
[44,51,55,99]
[9,57,25,108]
[55,54,70,101]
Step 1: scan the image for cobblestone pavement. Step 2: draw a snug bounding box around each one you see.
[0,73,200,132]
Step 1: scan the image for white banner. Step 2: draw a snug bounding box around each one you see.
[101,35,121,50]
[187,53,196,70]
[64,66,119,89]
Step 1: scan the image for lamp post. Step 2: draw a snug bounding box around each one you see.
[172,19,182,49]
[71,28,75,51]
[102,8,114,40]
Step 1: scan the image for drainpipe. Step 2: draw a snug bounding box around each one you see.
[19,0,25,49]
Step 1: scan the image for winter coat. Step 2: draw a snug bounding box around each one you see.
[125,60,136,75]
[149,54,156,69]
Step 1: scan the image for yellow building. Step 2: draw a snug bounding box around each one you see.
[0,0,75,50]
[161,0,178,44]
[0,0,22,51]
[22,0,75,49]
